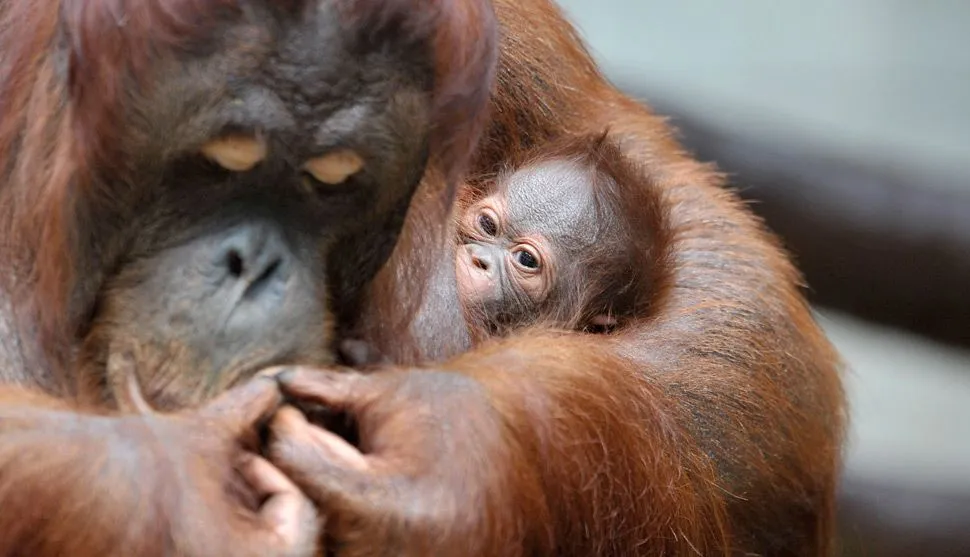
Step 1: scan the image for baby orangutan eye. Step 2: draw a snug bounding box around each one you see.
[478,211,498,237]
[513,247,540,271]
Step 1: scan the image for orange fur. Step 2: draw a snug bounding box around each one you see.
[0,0,497,554]
[345,1,846,555]
[0,0,844,554]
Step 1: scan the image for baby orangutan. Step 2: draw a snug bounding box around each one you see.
[455,133,662,337]
[339,133,664,366]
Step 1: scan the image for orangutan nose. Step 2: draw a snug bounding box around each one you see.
[465,243,498,276]
[218,222,292,302]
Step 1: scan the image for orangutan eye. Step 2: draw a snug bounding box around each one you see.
[303,149,365,185]
[513,248,540,270]
[478,212,498,236]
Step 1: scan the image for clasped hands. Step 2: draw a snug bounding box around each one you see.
[173,366,514,557]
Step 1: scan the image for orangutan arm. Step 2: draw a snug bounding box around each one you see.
[0,378,319,557]
[267,180,844,557]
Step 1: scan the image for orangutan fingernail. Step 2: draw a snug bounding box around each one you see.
[303,149,364,185]
[257,367,287,380]
[201,135,267,171]
[275,368,298,385]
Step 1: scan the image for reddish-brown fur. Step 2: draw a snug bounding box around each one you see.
[0,0,497,554]
[310,1,846,555]
[0,0,845,556]
[0,0,496,371]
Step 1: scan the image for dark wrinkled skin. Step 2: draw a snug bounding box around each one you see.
[71,5,435,409]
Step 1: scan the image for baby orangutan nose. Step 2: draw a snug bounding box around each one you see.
[456,243,503,306]
[466,243,496,274]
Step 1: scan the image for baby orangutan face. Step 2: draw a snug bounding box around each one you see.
[456,159,603,330]
[457,193,553,313]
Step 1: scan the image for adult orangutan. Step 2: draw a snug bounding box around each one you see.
[0,1,845,557]
[0,0,497,555]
